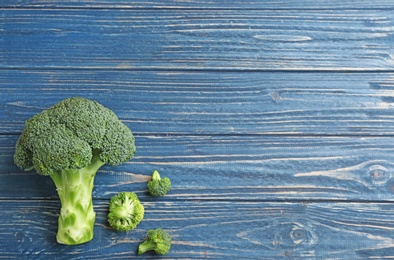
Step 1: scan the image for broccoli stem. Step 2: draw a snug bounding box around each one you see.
[50,153,105,245]
[138,239,156,255]
[151,170,160,181]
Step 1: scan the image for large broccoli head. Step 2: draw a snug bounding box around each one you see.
[13,97,136,245]
[14,96,136,175]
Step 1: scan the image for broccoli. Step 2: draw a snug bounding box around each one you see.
[107,192,144,232]
[138,228,172,255]
[13,97,136,245]
[147,170,171,197]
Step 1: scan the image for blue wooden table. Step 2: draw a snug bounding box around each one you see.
[1,1,394,259]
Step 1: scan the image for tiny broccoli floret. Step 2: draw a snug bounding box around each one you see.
[107,192,144,232]
[138,228,172,255]
[13,97,136,245]
[147,170,171,197]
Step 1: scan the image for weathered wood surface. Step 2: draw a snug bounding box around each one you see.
[2,8,394,70]
[1,200,393,259]
[3,0,394,9]
[1,1,394,259]
[3,70,394,136]
[2,134,394,201]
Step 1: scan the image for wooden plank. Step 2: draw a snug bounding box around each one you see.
[2,9,394,71]
[0,200,393,259]
[3,0,394,9]
[3,134,394,201]
[3,70,394,136]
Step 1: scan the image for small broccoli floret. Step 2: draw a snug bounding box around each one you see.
[138,228,172,255]
[14,97,136,245]
[147,170,171,197]
[107,192,144,232]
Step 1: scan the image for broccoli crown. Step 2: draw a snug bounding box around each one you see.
[138,228,172,255]
[14,97,136,175]
[147,170,171,197]
[107,192,144,232]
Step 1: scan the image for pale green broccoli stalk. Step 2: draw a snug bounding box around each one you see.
[14,97,136,245]
[138,228,172,255]
[107,192,144,231]
[147,170,171,197]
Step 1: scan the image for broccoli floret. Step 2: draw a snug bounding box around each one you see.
[138,228,172,255]
[147,170,171,197]
[107,192,144,232]
[13,97,136,245]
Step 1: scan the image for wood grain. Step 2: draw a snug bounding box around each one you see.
[3,70,394,136]
[3,134,394,201]
[2,8,394,70]
[2,2,394,259]
[1,200,393,259]
[3,0,394,9]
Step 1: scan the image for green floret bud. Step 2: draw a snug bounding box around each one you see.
[13,97,136,245]
[32,124,92,175]
[138,228,172,255]
[107,192,144,232]
[147,170,171,197]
